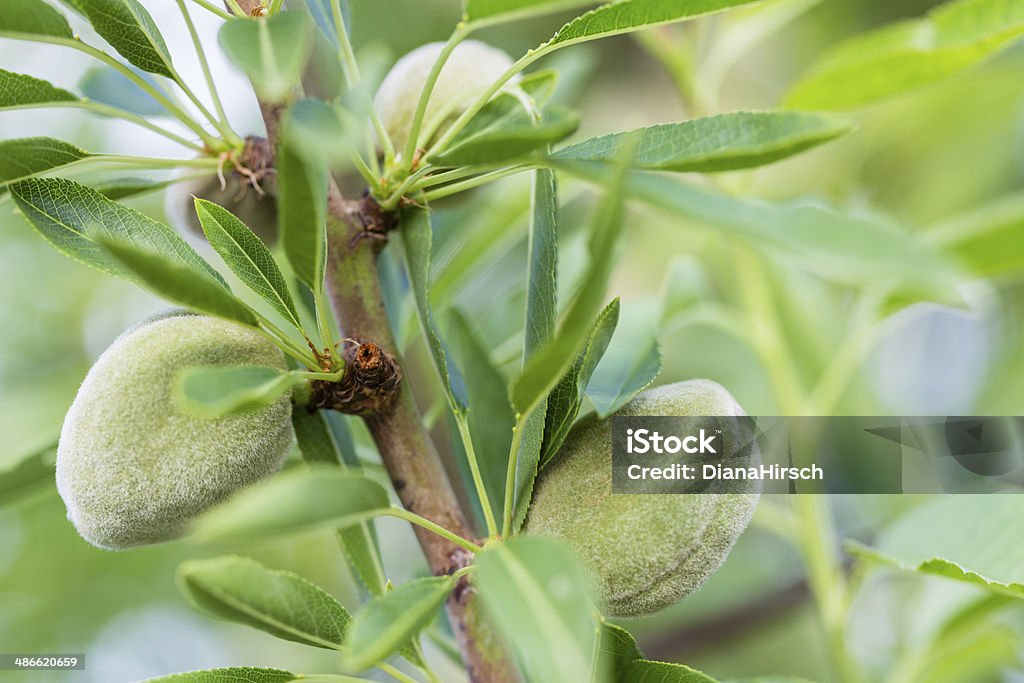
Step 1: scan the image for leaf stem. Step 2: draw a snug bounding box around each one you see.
[386,506,484,554]
[420,164,536,202]
[400,24,471,169]
[224,0,248,17]
[176,0,238,144]
[188,0,233,20]
[455,415,499,538]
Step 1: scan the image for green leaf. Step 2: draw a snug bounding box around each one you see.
[546,0,762,48]
[465,0,598,25]
[196,199,303,332]
[927,192,1024,277]
[192,467,390,541]
[552,110,853,172]
[0,441,56,509]
[175,365,297,418]
[555,165,960,297]
[848,496,1024,599]
[219,12,314,102]
[79,64,165,117]
[399,206,468,411]
[292,411,388,597]
[178,555,350,649]
[433,104,579,166]
[475,536,598,682]
[0,137,90,185]
[785,0,1024,110]
[0,0,73,39]
[586,299,661,417]
[511,151,630,414]
[97,237,258,325]
[344,575,456,672]
[91,176,172,200]
[539,298,618,470]
[278,116,328,293]
[510,169,559,532]
[444,309,514,517]
[65,0,175,77]
[10,177,225,284]
[596,623,719,682]
[0,69,78,109]
[139,668,298,683]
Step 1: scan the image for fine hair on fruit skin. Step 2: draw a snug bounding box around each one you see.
[56,313,294,550]
[525,380,760,617]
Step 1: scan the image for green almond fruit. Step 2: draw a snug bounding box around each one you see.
[374,40,516,153]
[56,313,293,549]
[525,380,760,617]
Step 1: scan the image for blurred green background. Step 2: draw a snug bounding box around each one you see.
[2,0,1023,681]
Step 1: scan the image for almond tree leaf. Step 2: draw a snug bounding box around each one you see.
[785,0,1024,110]
[596,622,719,683]
[178,555,351,649]
[219,12,315,102]
[0,441,56,509]
[551,110,853,172]
[63,0,175,77]
[175,365,297,418]
[585,299,661,418]
[79,64,165,117]
[0,69,79,109]
[464,0,598,25]
[0,137,90,185]
[292,410,388,598]
[399,206,468,412]
[195,198,303,332]
[96,237,258,325]
[278,116,328,293]
[539,298,619,470]
[192,467,391,541]
[0,0,74,40]
[546,0,763,48]
[475,536,598,683]
[138,668,298,683]
[344,575,456,672]
[510,169,558,532]
[847,496,1024,599]
[91,176,173,200]
[10,177,226,284]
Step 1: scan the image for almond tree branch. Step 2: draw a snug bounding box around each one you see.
[227,2,520,679]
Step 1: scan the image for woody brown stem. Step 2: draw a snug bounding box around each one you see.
[230,2,520,678]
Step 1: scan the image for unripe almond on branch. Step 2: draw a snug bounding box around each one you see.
[374,40,516,153]
[56,313,293,550]
[525,380,760,617]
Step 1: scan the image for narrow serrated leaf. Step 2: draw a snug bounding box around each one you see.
[220,12,314,102]
[175,365,296,418]
[196,199,303,332]
[547,0,762,48]
[192,467,390,541]
[540,298,619,470]
[434,104,579,166]
[465,0,597,24]
[399,206,468,412]
[345,575,456,672]
[65,0,174,77]
[0,137,89,185]
[97,237,257,325]
[278,117,328,292]
[178,555,351,649]
[596,622,719,682]
[476,537,598,683]
[138,668,298,683]
[586,299,661,418]
[10,177,225,283]
[0,69,78,109]
[552,111,852,172]
[0,0,73,39]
